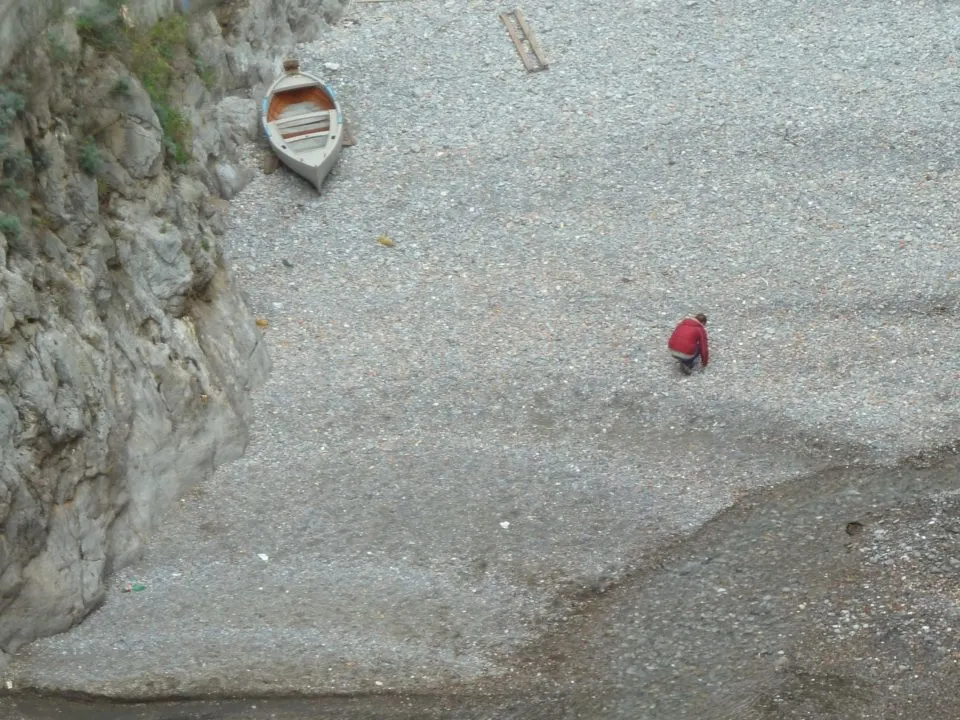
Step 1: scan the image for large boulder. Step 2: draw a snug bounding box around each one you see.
[88,65,164,180]
[0,1,274,659]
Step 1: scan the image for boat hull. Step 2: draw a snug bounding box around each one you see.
[261,68,344,191]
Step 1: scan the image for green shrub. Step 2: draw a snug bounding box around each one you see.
[0,213,21,239]
[0,179,27,201]
[6,73,27,94]
[0,87,25,131]
[79,139,103,176]
[31,212,54,230]
[75,6,125,52]
[154,103,192,165]
[111,77,132,97]
[31,146,51,172]
[46,31,72,64]
[2,150,31,180]
[0,112,30,202]
[73,3,196,170]
[131,45,173,104]
[149,15,189,62]
[129,15,191,99]
[195,59,216,91]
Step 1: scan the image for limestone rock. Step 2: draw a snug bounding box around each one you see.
[92,68,164,180]
[215,95,259,145]
[191,98,257,199]
[0,0,282,657]
[320,0,352,25]
[116,120,164,180]
[0,0,353,663]
[32,134,101,233]
[124,219,194,314]
[0,270,39,323]
[0,303,14,342]
[182,75,208,111]
[214,162,254,199]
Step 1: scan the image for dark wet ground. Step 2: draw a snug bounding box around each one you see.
[6,447,959,720]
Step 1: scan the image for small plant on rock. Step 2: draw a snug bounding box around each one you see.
[111,77,132,97]
[72,3,197,170]
[0,213,21,240]
[149,14,189,62]
[31,146,51,172]
[195,59,216,91]
[155,104,192,165]
[0,102,29,203]
[79,139,103,176]
[75,5,125,52]
[46,30,72,64]
[0,86,25,131]
[2,149,31,181]
[0,179,27,201]
[31,212,54,230]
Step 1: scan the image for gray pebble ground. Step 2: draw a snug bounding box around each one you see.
[6,0,960,715]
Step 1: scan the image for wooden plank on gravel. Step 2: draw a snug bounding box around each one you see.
[342,117,357,147]
[499,9,548,73]
[513,10,548,69]
[262,153,280,174]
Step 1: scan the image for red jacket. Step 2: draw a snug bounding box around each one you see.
[668,318,709,366]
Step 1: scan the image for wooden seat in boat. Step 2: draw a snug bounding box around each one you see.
[277,110,335,140]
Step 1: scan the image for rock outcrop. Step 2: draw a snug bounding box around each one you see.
[0,0,350,658]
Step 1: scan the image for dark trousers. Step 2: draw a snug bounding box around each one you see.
[671,347,701,369]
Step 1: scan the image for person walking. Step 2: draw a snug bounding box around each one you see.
[668,313,709,374]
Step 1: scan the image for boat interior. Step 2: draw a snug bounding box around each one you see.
[268,86,338,150]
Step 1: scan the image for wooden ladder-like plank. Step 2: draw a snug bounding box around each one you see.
[499,9,548,73]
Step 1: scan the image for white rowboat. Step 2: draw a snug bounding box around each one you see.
[261,59,344,191]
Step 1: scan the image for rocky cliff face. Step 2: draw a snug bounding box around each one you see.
[0,0,349,659]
